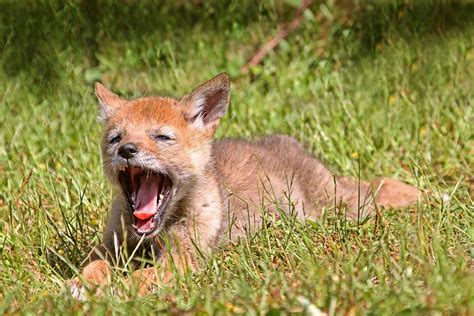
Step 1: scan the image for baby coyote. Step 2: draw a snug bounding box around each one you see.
[69,73,420,298]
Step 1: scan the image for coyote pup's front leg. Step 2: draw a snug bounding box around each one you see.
[125,222,200,296]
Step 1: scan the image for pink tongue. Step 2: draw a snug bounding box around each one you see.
[133,174,159,220]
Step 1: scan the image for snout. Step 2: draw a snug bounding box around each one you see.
[118,142,139,159]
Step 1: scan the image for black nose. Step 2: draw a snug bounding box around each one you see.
[118,143,139,159]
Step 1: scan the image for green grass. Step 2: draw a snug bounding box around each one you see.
[1,1,473,314]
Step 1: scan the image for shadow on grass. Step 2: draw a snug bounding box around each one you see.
[1,1,474,86]
[0,1,278,84]
[351,1,474,54]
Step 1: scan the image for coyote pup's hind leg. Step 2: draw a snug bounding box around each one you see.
[335,176,420,217]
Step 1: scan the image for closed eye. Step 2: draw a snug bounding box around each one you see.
[109,135,121,144]
[153,134,172,141]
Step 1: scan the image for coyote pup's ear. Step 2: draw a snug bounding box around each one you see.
[180,73,230,131]
[95,83,126,121]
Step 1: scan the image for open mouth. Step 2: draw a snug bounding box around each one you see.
[118,167,173,235]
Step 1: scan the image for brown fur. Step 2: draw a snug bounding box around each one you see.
[69,74,420,298]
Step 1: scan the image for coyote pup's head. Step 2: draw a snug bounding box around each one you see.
[95,74,230,238]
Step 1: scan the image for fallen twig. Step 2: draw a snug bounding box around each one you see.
[240,0,314,74]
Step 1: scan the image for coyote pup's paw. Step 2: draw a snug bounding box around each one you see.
[67,276,106,300]
[68,277,87,301]
[67,260,112,300]
[67,274,108,300]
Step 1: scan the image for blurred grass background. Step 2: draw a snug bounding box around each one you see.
[0,0,473,314]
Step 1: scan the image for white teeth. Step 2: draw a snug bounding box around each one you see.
[157,193,164,208]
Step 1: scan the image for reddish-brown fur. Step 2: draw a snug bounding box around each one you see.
[68,73,420,298]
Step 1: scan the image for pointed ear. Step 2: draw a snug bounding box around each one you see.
[180,73,230,131]
[95,82,126,121]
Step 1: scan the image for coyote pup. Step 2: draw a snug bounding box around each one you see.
[69,73,420,298]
